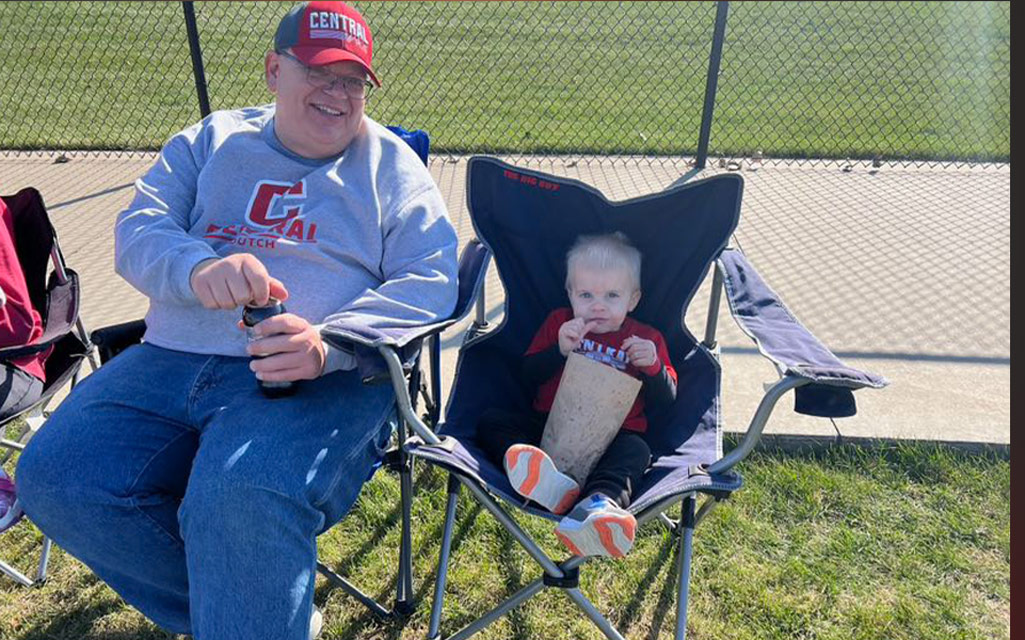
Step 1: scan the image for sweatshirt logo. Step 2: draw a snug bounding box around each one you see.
[202,180,318,249]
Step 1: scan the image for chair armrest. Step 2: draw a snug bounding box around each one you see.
[90,319,146,364]
[0,270,81,361]
[320,239,491,384]
[707,374,809,474]
[377,346,443,447]
[717,248,888,418]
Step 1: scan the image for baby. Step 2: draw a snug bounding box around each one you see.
[476,232,677,558]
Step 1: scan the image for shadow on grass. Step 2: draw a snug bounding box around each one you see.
[317,463,445,581]
[323,489,485,640]
[615,530,678,635]
[645,545,683,640]
[495,529,533,640]
[15,599,176,640]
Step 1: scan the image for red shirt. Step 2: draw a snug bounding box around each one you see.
[1,198,48,381]
[525,308,677,433]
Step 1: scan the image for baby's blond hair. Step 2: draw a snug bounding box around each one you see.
[565,232,642,291]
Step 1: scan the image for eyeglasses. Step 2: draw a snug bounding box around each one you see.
[276,50,374,100]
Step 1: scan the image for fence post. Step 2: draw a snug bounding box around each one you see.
[695,1,729,169]
[182,1,212,118]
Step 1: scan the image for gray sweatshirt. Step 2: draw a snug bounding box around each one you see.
[115,105,458,372]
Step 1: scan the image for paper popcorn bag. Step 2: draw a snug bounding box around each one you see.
[540,351,643,484]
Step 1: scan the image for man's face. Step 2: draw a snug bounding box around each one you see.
[265,50,367,159]
[567,265,641,334]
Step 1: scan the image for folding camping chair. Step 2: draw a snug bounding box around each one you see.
[1,187,97,587]
[397,156,888,640]
[87,126,488,620]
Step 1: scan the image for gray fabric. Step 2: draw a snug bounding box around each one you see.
[114,106,458,374]
[719,248,888,390]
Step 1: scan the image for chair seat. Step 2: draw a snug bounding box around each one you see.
[0,333,88,427]
[408,434,742,520]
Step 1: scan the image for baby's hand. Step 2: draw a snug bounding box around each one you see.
[622,335,658,369]
[558,318,599,356]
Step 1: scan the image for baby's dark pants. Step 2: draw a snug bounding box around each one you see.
[475,407,651,509]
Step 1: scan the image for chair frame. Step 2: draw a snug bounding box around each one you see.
[387,258,812,640]
[315,337,443,619]
[1,236,99,588]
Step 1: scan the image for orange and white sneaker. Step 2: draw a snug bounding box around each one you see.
[554,493,636,559]
[503,444,581,515]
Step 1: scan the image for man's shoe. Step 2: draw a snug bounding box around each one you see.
[504,444,580,515]
[554,493,636,559]
[309,606,323,640]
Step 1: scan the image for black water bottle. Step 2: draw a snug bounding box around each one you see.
[242,298,297,398]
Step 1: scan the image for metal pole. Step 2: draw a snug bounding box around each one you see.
[695,1,729,169]
[427,476,461,639]
[316,561,392,619]
[707,375,808,474]
[474,277,488,329]
[674,495,697,640]
[429,335,442,425]
[701,267,724,349]
[182,2,212,118]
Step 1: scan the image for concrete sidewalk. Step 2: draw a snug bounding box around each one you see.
[0,152,1009,450]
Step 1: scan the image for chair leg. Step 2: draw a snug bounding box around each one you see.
[427,474,461,640]
[0,558,35,587]
[316,561,392,619]
[447,578,547,640]
[675,494,697,640]
[658,511,678,533]
[0,531,52,587]
[394,451,416,617]
[565,588,627,640]
[35,535,52,583]
[433,479,612,640]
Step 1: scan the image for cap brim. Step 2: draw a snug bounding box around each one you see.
[291,46,381,87]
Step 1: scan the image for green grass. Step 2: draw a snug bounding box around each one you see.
[1,440,1009,640]
[0,2,1009,160]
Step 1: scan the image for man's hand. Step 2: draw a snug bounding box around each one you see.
[190,254,289,310]
[557,318,599,356]
[622,335,659,370]
[244,313,326,382]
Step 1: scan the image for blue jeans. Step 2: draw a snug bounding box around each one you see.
[16,343,394,639]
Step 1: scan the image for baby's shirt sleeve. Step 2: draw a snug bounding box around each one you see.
[639,326,678,408]
[653,329,677,384]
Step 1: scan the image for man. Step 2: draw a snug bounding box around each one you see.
[16,2,457,639]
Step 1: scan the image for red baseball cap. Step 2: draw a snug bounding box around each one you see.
[274,1,381,87]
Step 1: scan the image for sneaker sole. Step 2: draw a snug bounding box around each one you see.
[556,511,636,559]
[504,445,580,515]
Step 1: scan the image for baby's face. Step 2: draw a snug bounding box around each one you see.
[567,265,641,334]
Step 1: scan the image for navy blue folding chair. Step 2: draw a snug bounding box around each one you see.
[400,156,887,639]
[87,126,488,620]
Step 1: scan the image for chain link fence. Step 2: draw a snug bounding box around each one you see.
[0,1,1010,363]
[0,1,1009,166]
[712,1,1010,168]
[0,1,198,154]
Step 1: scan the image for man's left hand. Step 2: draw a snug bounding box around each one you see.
[244,313,326,382]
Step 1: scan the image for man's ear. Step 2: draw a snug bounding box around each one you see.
[628,289,641,312]
[265,51,280,93]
